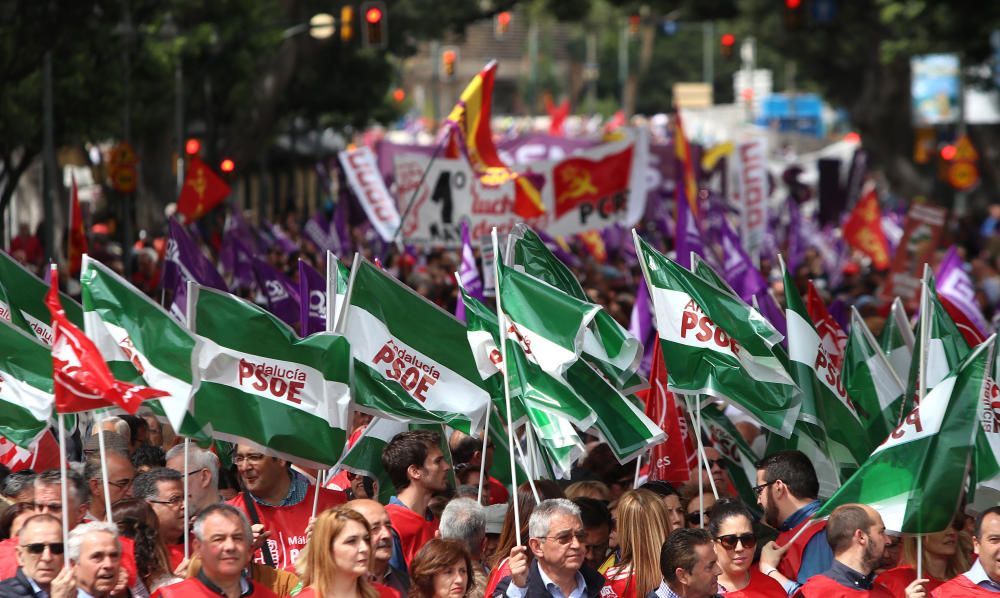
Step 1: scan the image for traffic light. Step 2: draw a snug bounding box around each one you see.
[784,0,804,31]
[340,5,354,42]
[185,138,201,155]
[441,46,459,80]
[219,158,235,173]
[627,14,640,36]
[361,1,387,49]
[392,87,406,103]
[940,144,957,161]
[720,33,735,59]
[494,11,511,39]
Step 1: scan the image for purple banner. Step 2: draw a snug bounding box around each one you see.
[298,259,327,335]
[163,219,227,292]
[251,256,301,328]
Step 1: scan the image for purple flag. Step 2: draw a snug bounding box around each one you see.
[674,192,705,270]
[302,211,341,254]
[786,199,807,273]
[163,219,227,292]
[718,217,788,337]
[628,275,655,376]
[936,246,992,337]
[455,221,484,323]
[262,219,299,255]
[333,202,353,257]
[297,259,327,335]
[250,256,301,329]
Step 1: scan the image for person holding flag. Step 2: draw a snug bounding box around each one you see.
[794,504,893,597]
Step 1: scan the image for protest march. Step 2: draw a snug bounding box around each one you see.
[2,42,1000,598]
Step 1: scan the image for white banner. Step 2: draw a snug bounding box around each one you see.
[338,146,402,242]
[392,130,648,246]
[735,137,768,258]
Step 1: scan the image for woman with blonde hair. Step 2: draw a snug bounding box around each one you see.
[875,525,970,596]
[409,538,474,598]
[565,481,611,501]
[296,505,395,598]
[601,489,671,598]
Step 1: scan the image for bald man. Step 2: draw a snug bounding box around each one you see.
[347,499,410,596]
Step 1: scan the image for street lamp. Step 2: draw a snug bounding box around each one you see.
[308,13,335,40]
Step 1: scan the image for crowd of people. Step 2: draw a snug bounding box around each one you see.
[0,411,995,598]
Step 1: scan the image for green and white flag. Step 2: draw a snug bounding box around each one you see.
[971,336,1000,510]
[80,256,199,434]
[342,258,491,434]
[842,307,905,450]
[781,262,869,473]
[880,297,914,385]
[326,252,350,331]
[634,232,799,437]
[699,403,760,506]
[189,285,352,467]
[0,251,83,345]
[816,336,995,533]
[0,319,54,447]
[902,270,970,418]
[691,254,740,300]
[506,224,644,392]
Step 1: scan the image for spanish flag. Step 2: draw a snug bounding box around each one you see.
[444,61,545,219]
[67,175,87,277]
[674,110,698,219]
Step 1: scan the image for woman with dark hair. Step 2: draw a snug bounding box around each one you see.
[482,480,564,596]
[112,497,182,596]
[0,501,36,540]
[409,539,474,598]
[708,498,784,597]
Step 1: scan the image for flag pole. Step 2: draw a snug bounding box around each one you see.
[96,411,114,523]
[476,406,491,505]
[687,395,706,528]
[311,470,325,519]
[517,425,540,503]
[183,437,190,560]
[915,264,932,581]
[58,412,69,551]
[693,402,719,500]
[492,227,522,546]
[632,451,643,488]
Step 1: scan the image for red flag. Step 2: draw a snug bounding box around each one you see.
[45,266,167,414]
[176,155,231,224]
[544,96,570,136]
[68,175,87,276]
[842,188,890,270]
[0,431,59,473]
[644,342,695,485]
[939,294,988,347]
[805,281,848,367]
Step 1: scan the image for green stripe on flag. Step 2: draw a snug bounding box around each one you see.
[0,319,54,446]
[0,251,83,345]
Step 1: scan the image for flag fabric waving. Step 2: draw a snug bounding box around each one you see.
[634,232,800,437]
[815,337,994,533]
[842,307,906,450]
[298,259,327,336]
[455,221,484,323]
[0,319,54,447]
[936,246,992,345]
[250,255,301,328]
[176,155,231,223]
[46,266,167,414]
[0,251,84,345]
[842,187,891,270]
[444,61,544,219]
[674,110,698,218]
[880,297,914,385]
[189,284,352,467]
[68,175,87,277]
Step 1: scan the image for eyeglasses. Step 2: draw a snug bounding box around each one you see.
[705,458,727,469]
[715,533,757,551]
[233,453,266,466]
[107,478,134,490]
[544,530,587,545]
[752,481,776,498]
[147,495,185,508]
[686,509,714,526]
[184,468,207,477]
[20,543,65,555]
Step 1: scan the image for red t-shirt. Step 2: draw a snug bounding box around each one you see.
[876,565,946,596]
[602,564,640,598]
[484,556,511,597]
[0,538,18,580]
[228,486,347,572]
[151,575,278,598]
[795,574,894,598]
[297,583,398,598]
[385,502,439,568]
[932,574,1000,597]
[166,543,186,571]
[721,569,787,597]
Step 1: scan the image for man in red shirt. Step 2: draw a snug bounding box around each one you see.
[227,444,346,572]
[132,467,188,569]
[794,504,893,598]
[152,504,278,598]
[927,506,1000,597]
[381,430,451,568]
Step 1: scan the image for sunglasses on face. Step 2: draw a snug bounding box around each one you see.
[545,530,587,545]
[715,533,757,551]
[21,543,64,555]
[686,509,714,526]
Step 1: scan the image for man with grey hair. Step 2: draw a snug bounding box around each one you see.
[164,445,222,514]
[0,514,76,598]
[83,450,135,523]
[440,497,488,596]
[151,504,279,598]
[68,521,122,598]
[492,498,605,598]
[2,471,36,503]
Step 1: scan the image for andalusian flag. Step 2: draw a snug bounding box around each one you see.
[880,297,915,384]
[634,232,799,437]
[699,404,760,506]
[507,224,644,392]
[444,61,544,218]
[781,262,869,473]
[0,319,54,447]
[189,285,352,467]
[0,251,84,345]
[80,256,200,435]
[816,337,994,533]
[842,307,905,450]
[327,252,350,331]
[343,258,492,434]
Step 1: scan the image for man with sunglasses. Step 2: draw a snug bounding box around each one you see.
[494,498,605,598]
[794,504,892,597]
[0,514,76,598]
[754,451,832,594]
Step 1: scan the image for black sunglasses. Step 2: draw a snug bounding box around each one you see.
[715,533,757,551]
[686,509,714,526]
[21,542,64,555]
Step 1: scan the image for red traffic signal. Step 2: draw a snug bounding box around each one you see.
[720,33,735,59]
[786,0,801,7]
[185,138,201,155]
[494,11,511,38]
[220,158,235,173]
[940,144,957,161]
[627,14,641,35]
[441,47,458,80]
[392,88,406,103]
[361,1,387,49]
